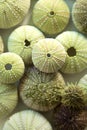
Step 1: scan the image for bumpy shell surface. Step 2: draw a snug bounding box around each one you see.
[32,38,66,73]
[0,36,4,53]
[0,52,25,84]
[0,0,31,29]
[32,0,70,35]
[8,25,45,65]
[20,66,65,111]
[56,31,87,74]
[3,110,53,130]
[53,106,87,130]
[61,83,87,110]
[72,0,87,34]
[0,84,18,119]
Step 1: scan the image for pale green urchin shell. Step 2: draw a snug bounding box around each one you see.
[19,66,65,111]
[0,52,25,84]
[78,75,87,89]
[72,0,87,34]
[32,38,66,73]
[32,0,70,35]
[0,36,4,53]
[0,0,31,29]
[8,25,45,65]
[61,83,87,110]
[56,31,87,74]
[3,110,53,130]
[0,84,18,119]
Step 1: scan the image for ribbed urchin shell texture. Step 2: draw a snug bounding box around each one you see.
[8,25,45,65]
[0,52,25,84]
[53,106,87,130]
[0,36,4,53]
[61,83,87,110]
[72,0,87,34]
[0,0,31,29]
[32,0,70,35]
[32,38,66,73]
[0,84,18,119]
[19,66,65,111]
[56,31,87,74]
[3,110,53,130]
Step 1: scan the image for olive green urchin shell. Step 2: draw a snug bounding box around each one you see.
[0,52,25,84]
[19,67,65,111]
[72,0,87,34]
[0,84,18,119]
[0,0,31,29]
[8,25,45,65]
[0,36,4,53]
[56,31,87,74]
[32,38,66,73]
[3,110,52,130]
[32,0,70,35]
[61,83,87,110]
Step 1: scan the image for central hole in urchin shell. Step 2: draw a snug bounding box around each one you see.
[24,39,30,46]
[50,11,55,15]
[5,63,12,70]
[47,53,51,57]
[67,47,76,57]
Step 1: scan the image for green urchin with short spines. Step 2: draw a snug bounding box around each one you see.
[61,83,87,110]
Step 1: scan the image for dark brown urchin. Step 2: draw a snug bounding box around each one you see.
[53,106,87,130]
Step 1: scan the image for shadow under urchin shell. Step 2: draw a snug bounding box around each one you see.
[0,36,4,54]
[53,106,87,130]
[19,66,65,111]
[72,0,87,34]
[32,0,70,35]
[8,25,45,65]
[0,0,31,29]
[56,31,87,74]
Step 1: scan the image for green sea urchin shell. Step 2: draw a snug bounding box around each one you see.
[0,36,4,53]
[0,0,31,29]
[3,110,53,130]
[53,106,87,130]
[0,84,18,119]
[0,52,25,84]
[20,67,65,111]
[32,0,70,35]
[56,31,87,74]
[61,83,87,110]
[78,75,87,90]
[8,25,45,65]
[72,0,87,34]
[32,38,66,73]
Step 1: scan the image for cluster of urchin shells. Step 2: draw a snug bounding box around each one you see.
[0,0,87,130]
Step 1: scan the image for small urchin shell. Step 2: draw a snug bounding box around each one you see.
[32,0,70,35]
[72,0,87,34]
[56,31,87,74]
[0,52,25,84]
[53,106,87,130]
[0,36,4,53]
[61,83,87,110]
[0,84,18,119]
[32,38,66,73]
[19,66,65,111]
[3,110,53,130]
[0,0,31,29]
[8,25,45,65]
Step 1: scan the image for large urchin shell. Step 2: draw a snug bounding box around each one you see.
[8,25,45,65]
[0,52,25,84]
[32,0,70,35]
[0,84,18,119]
[72,0,87,34]
[3,110,53,130]
[61,83,87,110]
[56,31,87,74]
[19,66,65,111]
[0,0,31,29]
[32,38,66,73]
[0,36,4,53]
[53,106,87,130]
